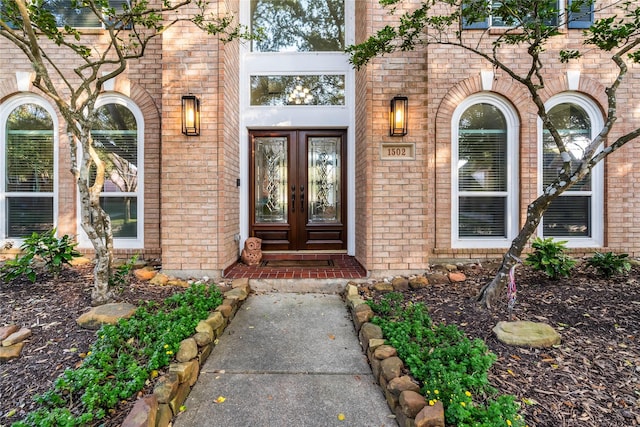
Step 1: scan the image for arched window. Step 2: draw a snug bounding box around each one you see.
[452,95,519,248]
[80,95,144,248]
[538,94,603,246]
[0,95,58,242]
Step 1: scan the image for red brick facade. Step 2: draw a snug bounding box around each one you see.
[1,0,639,278]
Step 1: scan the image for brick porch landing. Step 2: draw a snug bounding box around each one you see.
[223,253,367,279]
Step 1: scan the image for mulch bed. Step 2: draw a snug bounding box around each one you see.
[360,261,640,426]
[0,264,185,426]
[1,261,639,426]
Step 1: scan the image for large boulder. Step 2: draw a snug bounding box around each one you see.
[77,303,137,330]
[493,321,561,348]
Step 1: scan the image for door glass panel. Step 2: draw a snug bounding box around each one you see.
[308,136,340,224]
[250,0,345,52]
[255,137,288,223]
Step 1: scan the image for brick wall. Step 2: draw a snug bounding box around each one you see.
[0,25,162,260]
[160,0,243,277]
[358,0,640,274]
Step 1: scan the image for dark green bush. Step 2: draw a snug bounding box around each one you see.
[587,251,631,278]
[525,237,575,279]
[1,229,81,282]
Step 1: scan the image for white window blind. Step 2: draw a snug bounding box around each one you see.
[457,103,508,237]
[542,103,592,237]
[5,103,54,238]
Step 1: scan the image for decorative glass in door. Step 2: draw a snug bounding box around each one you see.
[308,137,341,224]
[254,137,288,223]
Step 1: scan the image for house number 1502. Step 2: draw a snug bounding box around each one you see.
[381,143,415,160]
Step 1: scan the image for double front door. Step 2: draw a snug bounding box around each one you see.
[250,130,347,251]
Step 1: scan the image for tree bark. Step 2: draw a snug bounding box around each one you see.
[477,195,552,308]
[75,130,115,306]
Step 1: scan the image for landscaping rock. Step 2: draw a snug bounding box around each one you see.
[380,356,404,382]
[224,286,248,301]
[0,325,19,341]
[359,323,383,352]
[176,338,198,363]
[399,390,427,418]
[415,401,445,427]
[150,273,170,285]
[153,373,180,404]
[387,375,421,397]
[121,395,157,427]
[133,267,157,281]
[0,342,24,362]
[448,271,466,282]
[493,320,561,348]
[167,278,190,288]
[392,277,410,291]
[169,382,191,415]
[193,331,213,347]
[426,272,449,285]
[76,303,137,330]
[373,345,397,360]
[2,327,31,346]
[170,360,199,385]
[409,276,429,289]
[373,282,394,292]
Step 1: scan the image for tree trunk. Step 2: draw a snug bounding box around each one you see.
[477,195,553,308]
[75,131,115,306]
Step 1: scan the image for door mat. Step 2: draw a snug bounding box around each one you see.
[260,259,335,267]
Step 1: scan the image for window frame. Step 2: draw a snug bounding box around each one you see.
[451,94,520,248]
[536,93,603,247]
[77,93,144,249]
[40,0,131,29]
[0,94,59,244]
[462,0,589,29]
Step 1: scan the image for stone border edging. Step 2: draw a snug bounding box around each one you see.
[345,283,446,427]
[121,278,251,427]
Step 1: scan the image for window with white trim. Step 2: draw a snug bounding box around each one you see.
[452,95,519,248]
[463,0,592,29]
[80,95,144,248]
[0,95,58,242]
[538,94,603,246]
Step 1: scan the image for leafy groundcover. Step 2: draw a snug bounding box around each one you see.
[13,283,222,427]
[369,293,525,427]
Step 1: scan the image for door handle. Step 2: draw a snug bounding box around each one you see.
[291,186,295,212]
[300,185,305,212]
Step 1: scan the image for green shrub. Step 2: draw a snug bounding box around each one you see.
[525,237,575,279]
[369,294,525,427]
[0,229,81,282]
[109,253,139,288]
[587,251,631,278]
[13,283,223,427]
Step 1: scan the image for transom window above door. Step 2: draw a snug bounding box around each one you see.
[250,0,345,52]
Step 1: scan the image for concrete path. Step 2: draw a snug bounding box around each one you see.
[173,292,395,427]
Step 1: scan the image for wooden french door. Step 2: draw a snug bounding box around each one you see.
[249,130,347,251]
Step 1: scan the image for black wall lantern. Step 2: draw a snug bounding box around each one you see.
[181,95,200,136]
[389,96,408,136]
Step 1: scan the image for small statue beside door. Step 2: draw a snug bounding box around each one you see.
[241,237,263,266]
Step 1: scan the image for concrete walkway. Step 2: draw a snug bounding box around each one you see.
[173,292,395,427]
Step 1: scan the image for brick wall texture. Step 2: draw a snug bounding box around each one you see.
[2,0,640,278]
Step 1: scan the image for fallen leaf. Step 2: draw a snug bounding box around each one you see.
[337,413,345,421]
[328,334,335,340]
[214,396,226,403]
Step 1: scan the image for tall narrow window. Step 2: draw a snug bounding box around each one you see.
[1,97,57,240]
[452,96,519,248]
[539,95,603,246]
[88,98,143,247]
